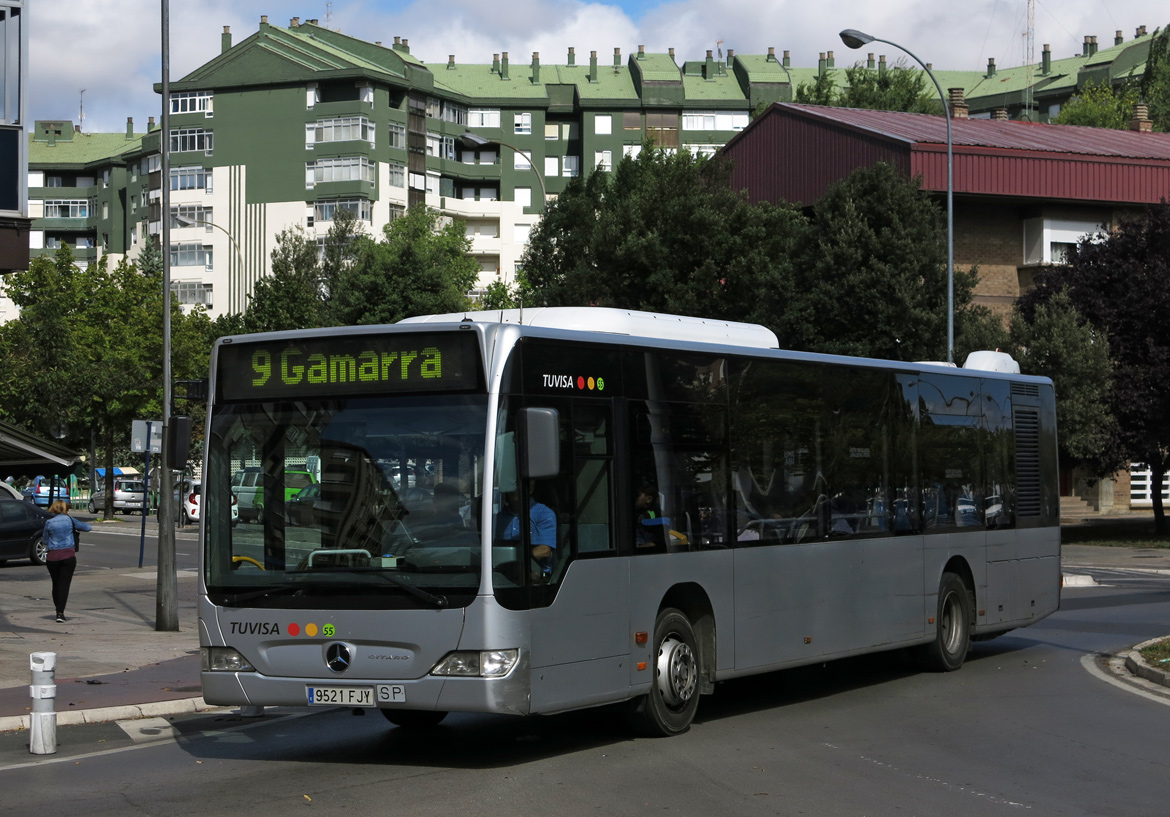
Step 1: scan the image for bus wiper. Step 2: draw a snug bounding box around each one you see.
[336,569,449,609]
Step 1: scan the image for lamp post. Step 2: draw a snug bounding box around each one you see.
[172,215,244,269]
[460,132,547,208]
[840,29,954,364]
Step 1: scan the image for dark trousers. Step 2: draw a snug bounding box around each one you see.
[46,556,77,616]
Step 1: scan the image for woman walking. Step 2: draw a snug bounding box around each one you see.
[44,500,91,622]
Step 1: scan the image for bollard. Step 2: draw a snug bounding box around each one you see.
[29,652,57,755]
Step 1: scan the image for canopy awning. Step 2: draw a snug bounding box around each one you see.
[0,419,84,478]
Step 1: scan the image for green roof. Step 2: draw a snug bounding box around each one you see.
[28,124,143,167]
[632,53,681,82]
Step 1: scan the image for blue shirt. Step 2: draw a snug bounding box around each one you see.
[502,498,557,548]
[44,513,92,551]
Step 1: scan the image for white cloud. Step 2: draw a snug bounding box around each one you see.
[28,0,1168,134]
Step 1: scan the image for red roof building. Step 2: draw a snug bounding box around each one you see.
[724,103,1170,315]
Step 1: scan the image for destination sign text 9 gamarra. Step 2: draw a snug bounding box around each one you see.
[217,332,480,401]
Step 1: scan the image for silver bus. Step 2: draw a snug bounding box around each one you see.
[199,308,1060,736]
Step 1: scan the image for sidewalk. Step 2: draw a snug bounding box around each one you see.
[1,536,1167,732]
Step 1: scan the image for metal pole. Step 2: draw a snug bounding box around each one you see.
[156,0,178,631]
[139,422,150,568]
[29,652,57,755]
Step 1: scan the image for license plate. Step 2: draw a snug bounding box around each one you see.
[307,685,374,706]
[377,684,407,704]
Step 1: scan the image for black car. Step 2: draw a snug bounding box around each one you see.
[0,498,50,566]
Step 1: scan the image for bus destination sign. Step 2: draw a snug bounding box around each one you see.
[217,332,481,401]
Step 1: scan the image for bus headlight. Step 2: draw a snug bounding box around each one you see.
[431,649,519,678]
[201,646,255,672]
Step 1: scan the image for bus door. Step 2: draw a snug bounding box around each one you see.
[496,395,630,713]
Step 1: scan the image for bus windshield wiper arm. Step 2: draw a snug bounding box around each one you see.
[221,584,303,605]
[332,570,450,608]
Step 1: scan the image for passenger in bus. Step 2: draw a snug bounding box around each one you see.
[499,488,557,576]
[635,482,669,548]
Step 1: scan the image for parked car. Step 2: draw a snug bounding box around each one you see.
[89,479,146,515]
[0,497,50,565]
[22,475,70,507]
[232,466,316,523]
[182,482,238,526]
[0,482,20,500]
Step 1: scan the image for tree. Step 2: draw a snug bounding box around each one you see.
[520,147,805,328]
[794,62,942,114]
[245,224,328,333]
[333,206,480,325]
[1141,25,1170,132]
[1053,79,1142,129]
[1008,291,1116,470]
[779,162,979,361]
[1016,201,1170,532]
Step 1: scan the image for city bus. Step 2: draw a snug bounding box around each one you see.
[198,308,1060,736]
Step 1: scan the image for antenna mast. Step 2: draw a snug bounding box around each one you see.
[1023,0,1035,119]
[79,89,86,132]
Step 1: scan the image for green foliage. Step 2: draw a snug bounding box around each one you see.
[778,162,958,360]
[839,63,942,114]
[1142,26,1170,132]
[334,207,480,325]
[1053,79,1142,129]
[1017,200,1170,531]
[244,224,328,333]
[794,62,941,114]
[520,148,804,328]
[1008,291,1116,465]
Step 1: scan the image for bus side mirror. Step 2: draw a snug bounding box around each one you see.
[520,408,560,480]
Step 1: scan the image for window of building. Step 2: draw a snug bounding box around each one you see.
[43,199,91,218]
[1023,217,1104,265]
[46,175,62,187]
[514,112,532,134]
[479,187,498,201]
[170,204,213,230]
[624,111,642,131]
[388,122,406,149]
[170,167,212,192]
[387,160,405,187]
[594,150,612,171]
[170,128,213,153]
[308,116,375,146]
[147,154,161,173]
[545,123,559,140]
[102,201,109,219]
[681,111,749,131]
[426,172,440,196]
[170,243,213,268]
[408,172,426,191]
[171,91,214,116]
[426,97,442,118]
[562,156,580,177]
[515,188,532,208]
[306,156,375,186]
[595,114,612,135]
[646,112,679,147]
[514,151,532,170]
[514,223,531,245]
[544,156,558,176]
[442,102,467,125]
[388,204,405,221]
[313,198,372,222]
[171,280,214,306]
[624,145,642,160]
[468,108,501,128]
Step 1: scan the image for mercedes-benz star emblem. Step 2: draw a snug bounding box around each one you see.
[325,643,351,673]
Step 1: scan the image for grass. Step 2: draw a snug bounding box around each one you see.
[1061,516,1170,547]
[1139,638,1170,667]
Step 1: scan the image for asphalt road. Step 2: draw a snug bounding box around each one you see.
[0,564,1166,816]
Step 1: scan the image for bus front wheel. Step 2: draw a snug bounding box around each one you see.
[632,608,701,737]
[920,572,972,672]
[380,709,447,728]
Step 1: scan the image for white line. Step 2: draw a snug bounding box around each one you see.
[1080,653,1170,707]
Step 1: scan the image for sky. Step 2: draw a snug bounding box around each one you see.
[28,0,1168,134]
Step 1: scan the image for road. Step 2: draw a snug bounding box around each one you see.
[0,563,1166,816]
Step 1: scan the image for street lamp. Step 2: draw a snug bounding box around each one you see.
[460,132,547,208]
[172,214,244,269]
[840,29,955,363]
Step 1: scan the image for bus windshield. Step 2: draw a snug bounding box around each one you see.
[204,394,487,609]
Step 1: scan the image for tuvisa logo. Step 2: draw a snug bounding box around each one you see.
[229,621,282,635]
[541,373,605,391]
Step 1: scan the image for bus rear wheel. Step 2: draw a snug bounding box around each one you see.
[380,709,447,728]
[632,608,701,737]
[920,572,972,672]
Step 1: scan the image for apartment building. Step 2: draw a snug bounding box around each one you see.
[13,17,1159,321]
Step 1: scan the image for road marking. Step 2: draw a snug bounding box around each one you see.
[117,716,182,743]
[1080,652,1170,707]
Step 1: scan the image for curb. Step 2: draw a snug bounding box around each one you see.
[1124,638,1170,690]
[0,697,225,734]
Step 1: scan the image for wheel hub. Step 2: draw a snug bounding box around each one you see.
[656,635,697,708]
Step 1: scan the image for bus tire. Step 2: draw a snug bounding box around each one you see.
[921,572,972,672]
[632,608,701,737]
[380,709,447,728]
